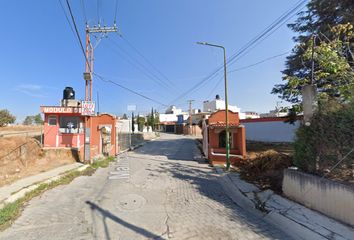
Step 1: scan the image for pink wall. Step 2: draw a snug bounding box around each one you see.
[43,113,84,149]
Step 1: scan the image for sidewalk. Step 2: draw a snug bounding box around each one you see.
[216,168,354,240]
[0,163,84,205]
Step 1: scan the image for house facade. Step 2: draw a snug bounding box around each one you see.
[202,110,246,165]
[41,105,119,161]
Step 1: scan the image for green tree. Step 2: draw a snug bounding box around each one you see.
[122,113,128,120]
[23,116,34,125]
[0,109,16,127]
[147,108,155,130]
[137,115,145,132]
[33,114,43,125]
[272,0,354,107]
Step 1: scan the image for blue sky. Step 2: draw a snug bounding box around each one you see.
[0,0,302,122]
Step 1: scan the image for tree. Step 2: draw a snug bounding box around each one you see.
[23,114,43,125]
[23,116,34,125]
[122,113,128,120]
[272,0,354,107]
[33,114,43,125]
[137,115,145,132]
[293,99,354,173]
[147,108,155,130]
[0,109,16,127]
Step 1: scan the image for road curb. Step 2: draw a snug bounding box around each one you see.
[215,168,352,240]
[0,164,90,208]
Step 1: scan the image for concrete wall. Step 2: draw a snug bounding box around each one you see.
[283,169,354,227]
[241,119,299,142]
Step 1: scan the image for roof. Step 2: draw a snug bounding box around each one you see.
[209,122,240,128]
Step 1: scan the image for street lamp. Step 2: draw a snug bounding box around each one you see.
[196,41,230,170]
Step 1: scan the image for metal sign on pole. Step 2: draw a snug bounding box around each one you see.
[127,104,137,112]
[81,101,96,116]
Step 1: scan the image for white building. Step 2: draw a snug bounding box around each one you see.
[244,111,260,119]
[158,105,185,123]
[260,110,289,118]
[203,95,246,119]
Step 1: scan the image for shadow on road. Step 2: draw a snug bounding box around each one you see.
[132,135,289,239]
[86,201,165,240]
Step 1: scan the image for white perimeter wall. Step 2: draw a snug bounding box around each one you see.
[243,120,300,142]
[283,169,354,227]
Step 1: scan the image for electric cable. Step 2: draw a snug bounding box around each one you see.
[94,73,169,107]
[80,0,88,24]
[118,33,176,88]
[63,0,92,71]
[106,36,172,90]
[168,0,308,106]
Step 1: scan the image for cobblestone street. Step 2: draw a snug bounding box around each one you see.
[0,134,292,239]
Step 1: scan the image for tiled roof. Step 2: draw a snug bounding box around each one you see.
[209,122,240,127]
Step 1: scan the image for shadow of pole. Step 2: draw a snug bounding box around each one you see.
[86,201,165,240]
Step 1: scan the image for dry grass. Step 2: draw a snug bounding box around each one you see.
[0,125,41,133]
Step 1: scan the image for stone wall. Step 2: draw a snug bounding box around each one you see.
[283,169,354,227]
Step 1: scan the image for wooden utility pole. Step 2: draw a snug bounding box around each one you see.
[188,100,194,135]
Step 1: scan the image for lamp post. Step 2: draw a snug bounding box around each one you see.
[197,42,230,170]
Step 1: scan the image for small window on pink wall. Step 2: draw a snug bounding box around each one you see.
[48,115,57,126]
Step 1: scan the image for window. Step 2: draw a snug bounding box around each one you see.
[60,116,80,129]
[59,116,82,133]
[218,130,232,148]
[48,116,57,126]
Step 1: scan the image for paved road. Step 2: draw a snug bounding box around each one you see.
[0,134,292,240]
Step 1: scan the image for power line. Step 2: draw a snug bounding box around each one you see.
[106,36,172,90]
[105,37,171,90]
[169,0,308,106]
[96,0,100,23]
[64,0,91,71]
[226,0,307,67]
[119,33,176,88]
[93,73,168,107]
[206,75,224,100]
[114,0,118,24]
[58,0,78,40]
[229,51,290,73]
[80,0,88,24]
[204,51,290,101]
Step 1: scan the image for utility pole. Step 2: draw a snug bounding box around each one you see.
[83,24,118,101]
[188,100,194,135]
[83,23,117,163]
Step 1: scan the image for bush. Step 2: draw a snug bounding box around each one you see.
[0,109,16,127]
[294,100,354,173]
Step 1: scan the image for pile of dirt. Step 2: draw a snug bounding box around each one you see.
[237,150,293,193]
[0,137,77,187]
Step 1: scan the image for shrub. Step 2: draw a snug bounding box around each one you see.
[293,100,354,173]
